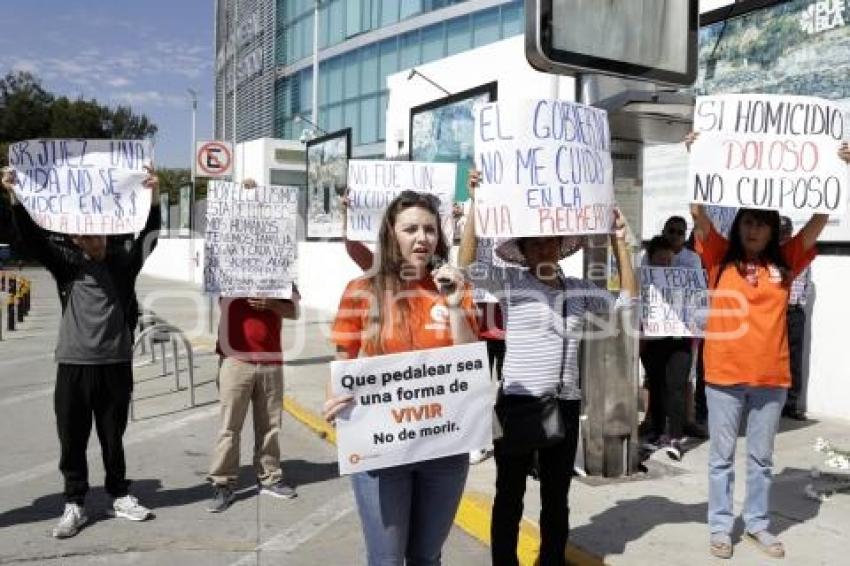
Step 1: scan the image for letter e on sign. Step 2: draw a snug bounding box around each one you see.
[196,141,233,178]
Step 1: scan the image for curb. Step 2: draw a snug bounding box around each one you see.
[282,394,606,566]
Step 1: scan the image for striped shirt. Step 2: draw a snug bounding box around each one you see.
[470,242,624,400]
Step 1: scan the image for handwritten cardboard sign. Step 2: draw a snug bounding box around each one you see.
[473,99,615,238]
[8,139,153,234]
[689,94,848,215]
[203,181,298,298]
[640,266,708,337]
[346,160,456,242]
[331,342,492,475]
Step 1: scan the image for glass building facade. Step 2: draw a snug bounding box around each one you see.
[216,0,523,153]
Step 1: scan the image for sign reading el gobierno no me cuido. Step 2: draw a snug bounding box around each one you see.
[688,94,849,216]
[331,342,492,475]
[473,98,615,238]
[8,139,153,235]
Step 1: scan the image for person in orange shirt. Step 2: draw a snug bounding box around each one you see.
[323,190,478,565]
[687,135,850,560]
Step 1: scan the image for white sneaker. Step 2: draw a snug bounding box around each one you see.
[110,495,152,521]
[53,503,88,538]
[469,449,491,465]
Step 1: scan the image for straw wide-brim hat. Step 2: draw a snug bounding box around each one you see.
[494,235,585,267]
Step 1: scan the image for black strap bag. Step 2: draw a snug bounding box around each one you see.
[493,281,569,454]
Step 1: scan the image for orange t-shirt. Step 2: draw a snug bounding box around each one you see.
[696,224,816,388]
[331,277,479,359]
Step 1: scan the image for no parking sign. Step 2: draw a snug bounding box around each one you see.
[195,141,233,178]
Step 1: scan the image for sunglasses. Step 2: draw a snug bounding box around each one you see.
[665,228,686,236]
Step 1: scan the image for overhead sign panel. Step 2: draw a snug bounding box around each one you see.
[525,0,699,86]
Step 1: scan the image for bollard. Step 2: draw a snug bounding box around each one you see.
[16,279,25,323]
[7,278,15,332]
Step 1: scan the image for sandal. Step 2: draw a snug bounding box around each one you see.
[710,533,733,559]
[745,530,785,558]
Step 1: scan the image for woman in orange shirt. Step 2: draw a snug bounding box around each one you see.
[689,137,850,560]
[323,191,478,565]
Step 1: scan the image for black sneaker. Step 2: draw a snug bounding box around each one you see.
[207,485,235,513]
[259,480,297,499]
[664,438,685,461]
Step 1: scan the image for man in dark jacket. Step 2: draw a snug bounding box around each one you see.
[2,166,160,538]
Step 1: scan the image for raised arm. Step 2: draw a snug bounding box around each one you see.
[2,168,68,273]
[341,189,373,271]
[457,169,481,268]
[128,166,161,274]
[683,132,715,242]
[610,209,638,297]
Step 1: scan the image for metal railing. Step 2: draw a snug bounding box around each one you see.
[130,322,196,420]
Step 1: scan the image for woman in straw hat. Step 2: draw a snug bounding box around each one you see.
[458,170,637,566]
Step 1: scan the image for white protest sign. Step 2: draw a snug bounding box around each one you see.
[331,342,492,475]
[640,266,708,337]
[8,139,153,235]
[689,94,848,215]
[203,181,298,298]
[473,99,615,238]
[346,160,456,242]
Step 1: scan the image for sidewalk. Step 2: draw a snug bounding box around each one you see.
[136,273,850,566]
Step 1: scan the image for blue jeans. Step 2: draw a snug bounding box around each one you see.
[706,384,786,535]
[350,454,469,566]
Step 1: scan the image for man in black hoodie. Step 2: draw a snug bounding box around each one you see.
[2,165,160,538]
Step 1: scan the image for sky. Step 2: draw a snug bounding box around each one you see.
[0,0,215,168]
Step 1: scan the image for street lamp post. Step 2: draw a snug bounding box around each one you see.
[312,0,320,130]
[187,88,198,233]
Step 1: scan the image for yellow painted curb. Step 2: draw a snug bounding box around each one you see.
[283,395,336,445]
[282,395,605,566]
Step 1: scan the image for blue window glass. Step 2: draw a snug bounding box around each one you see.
[400,0,422,20]
[400,31,420,70]
[380,0,399,26]
[378,92,389,142]
[344,51,359,99]
[300,69,312,114]
[328,103,343,132]
[329,0,344,45]
[360,44,379,95]
[319,4,330,48]
[473,8,500,47]
[501,2,523,37]
[420,24,445,63]
[302,16,315,60]
[368,0,380,30]
[347,0,363,38]
[446,16,471,56]
[379,38,399,91]
[344,100,360,141]
[326,58,344,104]
[360,96,379,143]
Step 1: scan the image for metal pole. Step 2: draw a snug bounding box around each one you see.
[232,0,238,180]
[311,0,320,129]
[189,90,197,232]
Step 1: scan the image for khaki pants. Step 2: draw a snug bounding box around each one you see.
[208,358,283,487]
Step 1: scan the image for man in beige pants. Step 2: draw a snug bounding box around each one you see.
[207,292,300,512]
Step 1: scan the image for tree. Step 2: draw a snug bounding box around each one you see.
[0,71,158,167]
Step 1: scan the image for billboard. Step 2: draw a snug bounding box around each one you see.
[305,128,351,239]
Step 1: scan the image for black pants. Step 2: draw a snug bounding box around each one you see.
[55,363,133,504]
[786,307,806,412]
[486,338,506,381]
[492,399,581,566]
[695,341,707,422]
[640,338,691,439]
